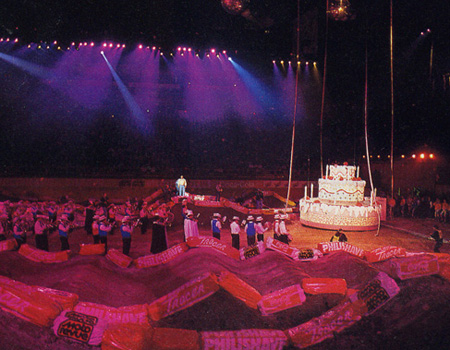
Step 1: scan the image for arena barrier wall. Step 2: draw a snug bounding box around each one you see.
[1,235,449,349]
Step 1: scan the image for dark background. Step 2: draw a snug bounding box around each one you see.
[0,0,449,179]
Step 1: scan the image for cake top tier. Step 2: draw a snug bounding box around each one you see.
[328,164,357,180]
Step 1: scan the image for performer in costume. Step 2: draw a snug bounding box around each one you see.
[58,215,71,251]
[330,228,348,242]
[181,199,189,219]
[245,216,256,246]
[13,218,26,248]
[176,175,187,196]
[92,215,100,244]
[99,215,112,253]
[139,203,149,235]
[84,199,96,235]
[47,202,57,223]
[230,216,241,249]
[34,214,50,251]
[211,213,222,240]
[120,216,133,256]
[107,204,116,235]
[184,210,199,241]
[215,183,223,202]
[255,216,268,242]
[279,214,291,244]
[273,214,281,241]
[150,213,169,254]
[431,225,443,253]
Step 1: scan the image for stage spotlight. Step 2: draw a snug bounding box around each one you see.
[228,57,232,61]
[211,49,216,54]
[122,44,126,48]
[109,43,113,48]
[84,42,88,46]
[177,47,181,51]
[14,38,19,43]
[90,42,95,47]
[152,46,156,50]
[223,50,226,54]
[103,43,107,47]
[100,51,104,55]
[71,42,75,46]
[188,48,192,52]
[138,44,143,49]
[429,154,434,159]
[117,44,121,48]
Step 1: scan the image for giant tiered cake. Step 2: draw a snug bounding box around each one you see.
[299,163,381,231]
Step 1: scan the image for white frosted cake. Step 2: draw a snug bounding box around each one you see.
[318,164,365,202]
[300,163,381,231]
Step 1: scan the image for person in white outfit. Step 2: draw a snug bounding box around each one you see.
[184,210,199,241]
[230,216,241,249]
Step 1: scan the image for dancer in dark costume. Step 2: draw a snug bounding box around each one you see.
[150,214,168,254]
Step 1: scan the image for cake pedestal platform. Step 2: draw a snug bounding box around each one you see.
[299,197,382,231]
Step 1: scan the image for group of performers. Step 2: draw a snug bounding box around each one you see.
[182,204,292,250]
[1,193,292,257]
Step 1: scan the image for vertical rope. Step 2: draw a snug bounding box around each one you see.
[364,38,374,193]
[285,0,301,210]
[390,0,395,198]
[320,0,330,178]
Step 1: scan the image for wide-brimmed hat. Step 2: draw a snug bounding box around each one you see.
[256,216,263,222]
[213,213,221,218]
[232,216,240,221]
[247,216,254,221]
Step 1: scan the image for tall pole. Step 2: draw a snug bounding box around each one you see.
[389,0,394,198]
[285,0,301,210]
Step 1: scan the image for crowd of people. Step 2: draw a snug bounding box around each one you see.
[388,193,450,222]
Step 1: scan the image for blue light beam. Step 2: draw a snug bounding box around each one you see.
[100,51,150,133]
[0,51,51,79]
[229,58,280,114]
